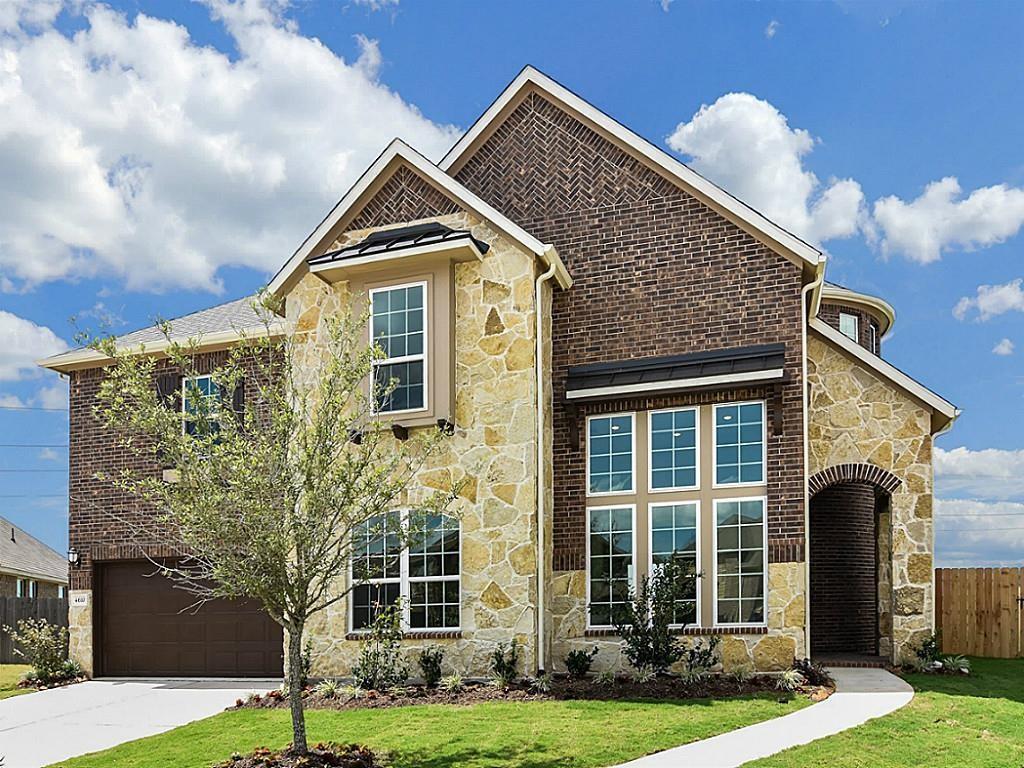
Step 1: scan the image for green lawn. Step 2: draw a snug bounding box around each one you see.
[50,694,807,768]
[0,664,31,700]
[749,658,1024,768]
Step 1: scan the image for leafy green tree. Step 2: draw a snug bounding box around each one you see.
[89,296,457,754]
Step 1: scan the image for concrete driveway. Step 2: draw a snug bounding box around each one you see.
[0,678,278,768]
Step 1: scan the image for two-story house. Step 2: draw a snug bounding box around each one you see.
[41,67,957,679]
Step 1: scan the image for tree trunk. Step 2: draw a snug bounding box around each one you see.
[286,625,308,754]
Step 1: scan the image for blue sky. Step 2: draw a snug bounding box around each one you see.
[1,0,1022,565]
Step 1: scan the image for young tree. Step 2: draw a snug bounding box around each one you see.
[88,296,457,754]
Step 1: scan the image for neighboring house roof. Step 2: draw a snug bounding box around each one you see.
[566,344,787,401]
[440,66,823,274]
[267,138,572,298]
[39,296,286,374]
[309,222,491,266]
[809,317,959,433]
[0,517,68,584]
[820,282,897,338]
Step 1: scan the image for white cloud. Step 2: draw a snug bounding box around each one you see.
[667,93,868,246]
[0,310,68,380]
[33,381,68,409]
[935,446,1024,501]
[38,447,59,461]
[0,0,459,293]
[935,498,1024,567]
[0,392,26,408]
[764,20,779,38]
[993,338,1014,356]
[873,177,1024,264]
[954,278,1024,321]
[349,0,399,10]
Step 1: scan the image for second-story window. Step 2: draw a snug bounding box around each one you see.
[370,282,427,414]
[714,402,765,486]
[839,312,859,342]
[587,414,634,495]
[182,375,220,437]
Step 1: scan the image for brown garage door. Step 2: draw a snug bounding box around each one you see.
[99,562,283,677]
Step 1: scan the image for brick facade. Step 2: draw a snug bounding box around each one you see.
[454,91,807,568]
[348,166,461,232]
[809,482,880,655]
[68,349,263,591]
[818,302,881,354]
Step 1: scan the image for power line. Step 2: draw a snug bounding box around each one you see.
[0,444,68,448]
[938,526,1024,533]
[936,512,1024,518]
[0,405,65,412]
[0,469,66,473]
[0,494,65,499]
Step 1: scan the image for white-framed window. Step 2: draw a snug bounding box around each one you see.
[29,580,37,599]
[58,585,66,600]
[349,510,461,632]
[586,413,635,495]
[713,401,765,486]
[649,407,699,491]
[649,502,700,626]
[839,312,859,342]
[713,497,767,627]
[587,505,635,628]
[869,323,878,354]
[15,579,26,598]
[370,281,427,414]
[182,374,220,437]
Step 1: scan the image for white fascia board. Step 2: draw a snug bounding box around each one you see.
[809,318,958,423]
[267,138,571,297]
[440,66,822,270]
[565,368,785,401]
[37,322,286,374]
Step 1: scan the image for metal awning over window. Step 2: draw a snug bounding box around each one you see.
[308,222,489,267]
[565,344,786,401]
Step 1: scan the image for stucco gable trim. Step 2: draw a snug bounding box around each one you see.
[440,66,822,273]
[267,139,571,298]
[809,317,959,432]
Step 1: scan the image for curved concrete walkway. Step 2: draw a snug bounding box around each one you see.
[615,667,913,768]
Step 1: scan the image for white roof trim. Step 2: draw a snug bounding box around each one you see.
[268,138,572,296]
[809,317,958,427]
[440,66,822,270]
[38,322,286,374]
[565,368,785,401]
[821,284,896,338]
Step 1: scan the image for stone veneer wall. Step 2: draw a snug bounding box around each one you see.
[807,334,934,663]
[293,211,544,678]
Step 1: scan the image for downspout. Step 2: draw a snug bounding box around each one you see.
[535,258,559,675]
[800,259,826,659]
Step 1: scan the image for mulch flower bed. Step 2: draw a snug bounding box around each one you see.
[18,674,88,692]
[233,674,831,713]
[214,743,380,768]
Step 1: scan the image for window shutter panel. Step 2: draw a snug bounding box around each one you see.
[155,373,181,411]
[230,380,246,426]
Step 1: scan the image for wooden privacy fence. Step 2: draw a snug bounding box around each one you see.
[936,567,1023,658]
[0,597,69,664]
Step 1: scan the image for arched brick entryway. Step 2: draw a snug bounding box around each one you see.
[809,464,902,658]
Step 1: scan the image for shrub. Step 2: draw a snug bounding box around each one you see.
[940,654,971,675]
[351,603,408,690]
[440,672,464,694]
[776,668,804,692]
[564,646,599,680]
[490,639,520,688]
[341,684,365,700]
[613,557,696,674]
[4,618,74,684]
[530,672,553,693]
[631,665,656,684]
[915,632,942,665]
[730,664,755,684]
[683,636,721,681]
[792,657,833,687]
[418,646,444,688]
[315,679,340,699]
[596,669,616,686]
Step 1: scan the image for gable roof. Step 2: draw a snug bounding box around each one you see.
[809,317,959,433]
[39,296,285,374]
[441,66,823,274]
[267,139,571,298]
[0,517,67,584]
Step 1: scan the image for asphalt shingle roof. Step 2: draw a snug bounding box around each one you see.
[0,517,67,583]
[112,296,264,347]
